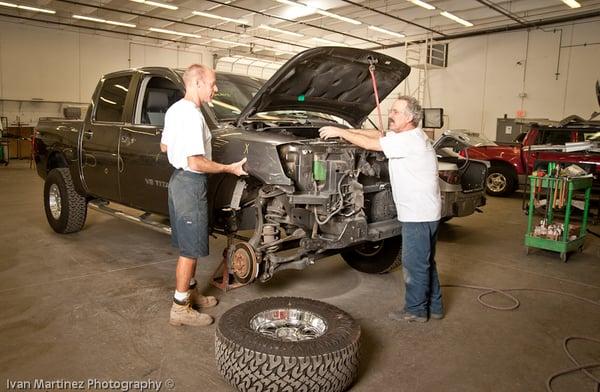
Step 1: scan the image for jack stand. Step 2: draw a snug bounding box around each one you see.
[210,236,247,292]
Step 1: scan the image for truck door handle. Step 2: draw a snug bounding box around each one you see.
[120,135,136,145]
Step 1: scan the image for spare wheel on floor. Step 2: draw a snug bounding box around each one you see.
[215,296,361,392]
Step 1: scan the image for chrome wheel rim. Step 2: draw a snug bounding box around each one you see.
[486,173,507,193]
[49,184,62,220]
[250,308,327,341]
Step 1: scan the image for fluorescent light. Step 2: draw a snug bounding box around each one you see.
[149,27,201,38]
[73,14,136,27]
[440,11,473,27]
[73,15,105,22]
[0,2,55,13]
[276,0,360,25]
[312,37,347,46]
[315,9,361,25]
[561,0,581,8]
[192,10,248,25]
[130,0,178,10]
[212,38,251,47]
[106,20,137,27]
[408,0,435,10]
[73,15,104,22]
[17,4,55,13]
[276,0,309,8]
[258,24,304,37]
[368,25,406,39]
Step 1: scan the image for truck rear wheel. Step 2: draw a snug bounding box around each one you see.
[341,236,402,274]
[44,168,87,233]
[215,297,360,392]
[485,165,516,196]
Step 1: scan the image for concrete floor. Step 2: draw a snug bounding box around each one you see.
[1,160,599,392]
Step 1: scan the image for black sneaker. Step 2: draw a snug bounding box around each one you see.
[388,309,428,323]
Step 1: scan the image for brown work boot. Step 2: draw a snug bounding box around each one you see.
[189,282,218,309]
[169,302,213,327]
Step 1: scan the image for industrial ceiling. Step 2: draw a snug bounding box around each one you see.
[1,0,599,64]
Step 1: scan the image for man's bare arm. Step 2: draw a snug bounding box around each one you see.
[319,126,382,151]
[187,155,247,176]
[347,129,383,139]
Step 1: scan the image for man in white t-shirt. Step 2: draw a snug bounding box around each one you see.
[160,64,247,327]
[319,96,443,323]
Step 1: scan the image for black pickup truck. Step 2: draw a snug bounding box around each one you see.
[34,47,487,284]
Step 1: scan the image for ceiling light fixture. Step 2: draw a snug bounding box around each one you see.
[192,11,248,25]
[315,9,361,25]
[440,11,473,27]
[212,38,252,47]
[130,0,178,11]
[312,37,347,46]
[561,0,581,8]
[149,27,201,38]
[258,24,304,37]
[408,0,435,10]
[368,25,406,38]
[276,0,361,25]
[276,0,309,8]
[73,14,136,27]
[0,1,55,13]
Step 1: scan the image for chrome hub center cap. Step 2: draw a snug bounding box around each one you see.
[250,308,327,341]
[49,184,62,220]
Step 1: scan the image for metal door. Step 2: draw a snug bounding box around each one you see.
[118,74,182,215]
[82,74,133,201]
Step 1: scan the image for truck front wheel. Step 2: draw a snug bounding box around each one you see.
[341,236,402,274]
[485,166,516,196]
[44,168,87,233]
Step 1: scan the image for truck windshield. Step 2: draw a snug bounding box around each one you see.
[174,70,264,122]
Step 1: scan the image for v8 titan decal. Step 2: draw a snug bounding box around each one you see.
[145,178,169,188]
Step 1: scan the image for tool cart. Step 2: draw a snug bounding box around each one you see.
[525,163,593,262]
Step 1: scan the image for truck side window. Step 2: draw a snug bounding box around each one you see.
[537,130,572,145]
[138,77,183,127]
[95,75,132,122]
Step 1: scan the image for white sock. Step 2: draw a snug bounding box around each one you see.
[174,290,190,302]
[189,278,196,287]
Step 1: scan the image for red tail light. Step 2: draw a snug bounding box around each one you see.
[439,170,460,184]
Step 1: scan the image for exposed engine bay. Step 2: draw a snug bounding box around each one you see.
[217,125,401,285]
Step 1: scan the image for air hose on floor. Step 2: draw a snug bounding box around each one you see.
[441,283,600,391]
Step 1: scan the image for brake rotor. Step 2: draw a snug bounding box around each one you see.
[229,242,259,284]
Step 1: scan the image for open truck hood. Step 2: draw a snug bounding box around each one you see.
[236,47,411,128]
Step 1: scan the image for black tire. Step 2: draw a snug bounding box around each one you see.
[485,165,516,197]
[44,168,87,233]
[340,236,402,274]
[215,297,360,392]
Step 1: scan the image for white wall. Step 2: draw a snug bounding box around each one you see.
[378,17,600,140]
[0,20,210,127]
[1,17,599,139]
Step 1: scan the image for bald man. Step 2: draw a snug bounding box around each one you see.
[161,64,247,327]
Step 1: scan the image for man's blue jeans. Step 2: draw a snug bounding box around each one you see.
[400,221,443,318]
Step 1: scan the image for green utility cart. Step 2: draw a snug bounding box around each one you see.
[525,174,593,262]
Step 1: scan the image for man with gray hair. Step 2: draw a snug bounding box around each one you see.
[319,95,443,323]
[161,64,247,327]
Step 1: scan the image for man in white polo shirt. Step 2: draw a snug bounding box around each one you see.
[319,95,443,323]
[160,64,247,327]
